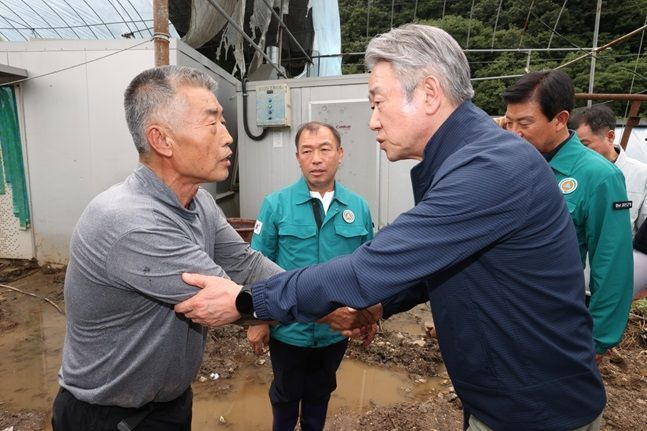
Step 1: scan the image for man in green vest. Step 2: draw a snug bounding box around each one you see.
[246,121,374,430]
[501,70,633,364]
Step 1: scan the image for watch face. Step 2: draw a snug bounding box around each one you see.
[236,290,254,314]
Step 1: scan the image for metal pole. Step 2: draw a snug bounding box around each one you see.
[574,93,647,101]
[206,0,286,77]
[619,101,642,150]
[491,0,504,48]
[587,0,602,106]
[366,0,370,38]
[624,14,647,117]
[277,0,284,68]
[556,24,647,70]
[548,0,568,49]
[153,0,169,66]
[466,0,475,48]
[260,0,312,64]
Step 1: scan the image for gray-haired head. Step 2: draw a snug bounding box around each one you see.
[123,65,218,155]
[365,24,473,104]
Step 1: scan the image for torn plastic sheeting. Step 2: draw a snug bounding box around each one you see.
[216,0,247,77]
[247,0,275,73]
[182,0,237,49]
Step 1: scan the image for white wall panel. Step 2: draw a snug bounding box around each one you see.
[238,75,416,229]
[0,39,236,263]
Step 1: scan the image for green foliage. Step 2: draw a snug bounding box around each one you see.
[339,0,647,116]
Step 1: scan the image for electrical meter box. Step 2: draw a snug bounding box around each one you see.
[255,83,291,127]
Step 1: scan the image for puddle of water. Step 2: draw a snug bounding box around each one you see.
[0,276,442,431]
[0,295,64,413]
[192,359,443,431]
[381,303,430,336]
[193,367,273,430]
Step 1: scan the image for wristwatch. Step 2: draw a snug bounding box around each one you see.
[235,284,254,316]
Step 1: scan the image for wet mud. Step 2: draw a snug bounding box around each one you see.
[0,261,645,430]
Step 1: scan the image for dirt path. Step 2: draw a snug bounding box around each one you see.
[0,260,645,430]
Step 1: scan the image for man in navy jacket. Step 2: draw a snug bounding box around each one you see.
[176,24,605,431]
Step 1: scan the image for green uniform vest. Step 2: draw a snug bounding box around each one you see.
[251,177,374,347]
[549,133,633,353]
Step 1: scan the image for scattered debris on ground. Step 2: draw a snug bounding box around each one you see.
[0,410,46,431]
[0,262,645,430]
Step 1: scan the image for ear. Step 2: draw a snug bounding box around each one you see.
[420,75,442,115]
[338,145,344,163]
[553,110,570,131]
[146,125,173,158]
[607,128,615,144]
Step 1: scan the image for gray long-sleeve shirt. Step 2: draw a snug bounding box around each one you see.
[59,164,281,407]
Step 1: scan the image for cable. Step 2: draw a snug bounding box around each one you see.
[625,15,647,117]
[547,0,568,49]
[241,77,268,141]
[0,38,150,87]
[491,0,504,48]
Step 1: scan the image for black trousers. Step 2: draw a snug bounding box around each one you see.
[51,386,192,431]
[268,337,348,431]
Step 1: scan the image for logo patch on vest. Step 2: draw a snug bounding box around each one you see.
[342,210,355,223]
[613,201,632,210]
[558,178,578,194]
[253,220,263,234]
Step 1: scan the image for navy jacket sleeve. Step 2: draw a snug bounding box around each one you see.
[381,283,429,319]
[251,148,529,322]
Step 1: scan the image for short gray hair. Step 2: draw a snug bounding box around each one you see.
[365,24,473,104]
[123,65,218,154]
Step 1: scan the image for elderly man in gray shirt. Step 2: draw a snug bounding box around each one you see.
[51,66,282,431]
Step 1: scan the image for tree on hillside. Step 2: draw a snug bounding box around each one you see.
[339,0,647,116]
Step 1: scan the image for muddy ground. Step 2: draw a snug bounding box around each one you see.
[0,259,646,430]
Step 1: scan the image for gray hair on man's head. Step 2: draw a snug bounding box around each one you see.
[123,65,218,154]
[365,24,474,104]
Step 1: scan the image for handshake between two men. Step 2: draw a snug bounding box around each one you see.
[174,273,383,346]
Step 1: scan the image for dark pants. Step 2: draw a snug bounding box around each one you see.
[268,337,348,431]
[51,386,192,431]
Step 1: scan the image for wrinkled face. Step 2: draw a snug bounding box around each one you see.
[575,124,615,160]
[505,100,564,153]
[368,61,428,161]
[166,85,233,183]
[296,126,343,193]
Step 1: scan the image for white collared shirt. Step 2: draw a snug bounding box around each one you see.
[310,190,334,214]
[615,145,647,234]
